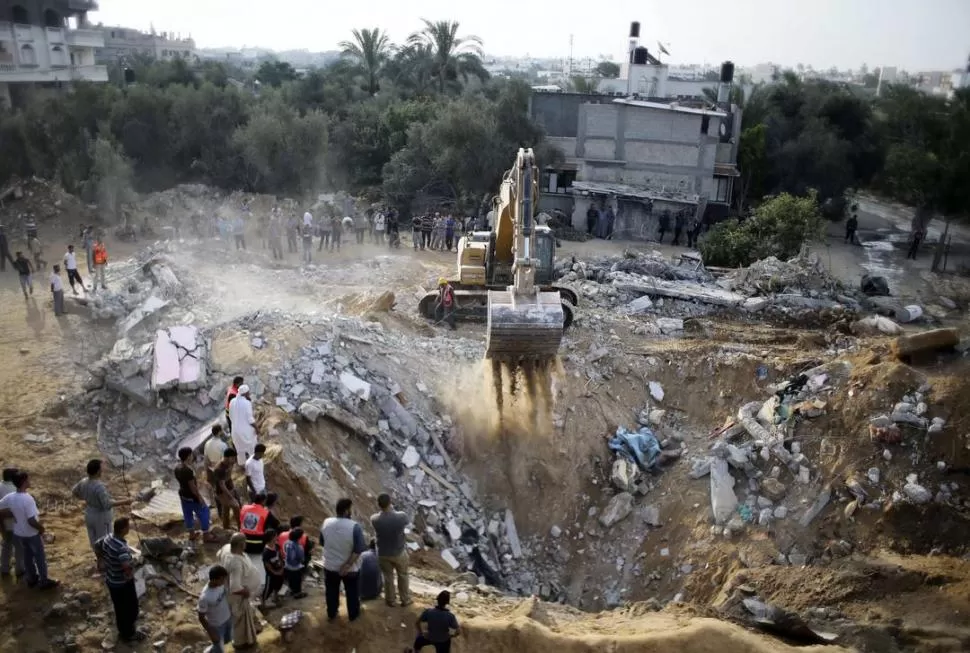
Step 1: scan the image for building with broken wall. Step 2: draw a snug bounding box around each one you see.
[530,63,742,239]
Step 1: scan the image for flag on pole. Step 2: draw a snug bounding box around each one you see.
[657,42,670,56]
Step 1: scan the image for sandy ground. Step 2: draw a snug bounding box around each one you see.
[1,211,969,653]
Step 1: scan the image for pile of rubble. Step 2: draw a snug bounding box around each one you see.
[554,250,863,327]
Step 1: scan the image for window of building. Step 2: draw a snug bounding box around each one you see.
[19,44,36,66]
[11,5,29,24]
[713,175,732,203]
[50,45,67,67]
[43,9,61,28]
[700,115,710,135]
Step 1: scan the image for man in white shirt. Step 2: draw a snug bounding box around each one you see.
[227,385,258,465]
[0,468,24,578]
[373,211,386,244]
[244,444,267,499]
[0,471,59,589]
[303,211,313,228]
[63,245,84,295]
[50,264,65,316]
[203,424,229,502]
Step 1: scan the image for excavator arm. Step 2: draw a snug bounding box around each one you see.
[485,149,565,363]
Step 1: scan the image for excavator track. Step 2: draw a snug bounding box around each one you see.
[485,288,564,362]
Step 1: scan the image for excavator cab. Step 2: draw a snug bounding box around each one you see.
[484,149,565,363]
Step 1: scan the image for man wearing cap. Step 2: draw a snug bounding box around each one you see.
[434,279,456,330]
[227,385,258,465]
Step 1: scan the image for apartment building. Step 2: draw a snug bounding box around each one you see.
[94,25,195,64]
[0,0,107,107]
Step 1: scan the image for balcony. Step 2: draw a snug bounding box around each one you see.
[13,24,33,42]
[66,28,104,49]
[45,27,65,44]
[0,63,108,83]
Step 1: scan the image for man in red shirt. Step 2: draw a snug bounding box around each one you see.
[435,279,455,330]
[225,376,243,434]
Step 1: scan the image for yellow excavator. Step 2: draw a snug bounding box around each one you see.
[418,148,576,362]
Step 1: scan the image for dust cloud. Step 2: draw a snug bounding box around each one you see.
[441,357,563,459]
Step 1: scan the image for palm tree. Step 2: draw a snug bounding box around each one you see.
[408,19,487,94]
[385,42,436,95]
[702,84,749,108]
[338,28,391,96]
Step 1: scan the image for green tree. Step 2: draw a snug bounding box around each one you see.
[339,28,392,96]
[84,135,135,222]
[408,19,488,94]
[256,60,298,88]
[700,191,824,267]
[595,61,620,78]
[736,124,767,211]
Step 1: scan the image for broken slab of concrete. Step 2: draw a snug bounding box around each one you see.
[339,371,372,401]
[891,328,960,362]
[176,417,223,452]
[144,259,183,298]
[599,492,634,528]
[151,327,207,392]
[106,375,154,406]
[118,295,169,336]
[504,509,522,558]
[610,272,746,307]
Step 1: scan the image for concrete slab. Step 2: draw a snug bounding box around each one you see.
[118,295,169,336]
[339,372,372,401]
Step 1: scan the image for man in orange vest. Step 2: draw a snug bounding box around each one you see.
[92,238,108,291]
[435,278,456,330]
[239,492,270,554]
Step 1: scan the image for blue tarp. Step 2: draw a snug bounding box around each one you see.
[608,426,662,471]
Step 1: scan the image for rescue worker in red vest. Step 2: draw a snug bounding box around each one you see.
[435,278,456,330]
[278,515,315,572]
[239,492,270,554]
[92,238,108,291]
[225,376,243,434]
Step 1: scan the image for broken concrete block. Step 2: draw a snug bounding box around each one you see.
[441,549,461,570]
[710,459,738,525]
[688,457,712,479]
[624,295,653,314]
[599,492,634,528]
[151,326,206,392]
[401,446,421,468]
[310,360,326,385]
[290,383,306,399]
[298,401,324,422]
[742,297,768,313]
[642,505,661,526]
[446,520,462,542]
[106,375,154,406]
[892,328,959,361]
[118,295,169,336]
[649,382,664,402]
[339,372,371,401]
[760,478,786,500]
[611,458,640,493]
[657,318,684,334]
[504,509,522,558]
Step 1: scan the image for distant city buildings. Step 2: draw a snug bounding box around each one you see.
[0,0,107,108]
[93,25,196,64]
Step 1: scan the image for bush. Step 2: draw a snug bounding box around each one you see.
[700,191,824,267]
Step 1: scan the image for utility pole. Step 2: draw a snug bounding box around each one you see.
[568,34,574,76]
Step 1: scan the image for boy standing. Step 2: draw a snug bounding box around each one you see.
[198,565,233,653]
[283,527,307,599]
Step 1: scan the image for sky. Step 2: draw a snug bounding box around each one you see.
[89,0,969,71]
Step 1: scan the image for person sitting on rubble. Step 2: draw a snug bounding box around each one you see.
[406,590,461,653]
[358,538,383,601]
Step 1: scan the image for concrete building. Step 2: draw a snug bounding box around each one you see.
[93,25,195,64]
[530,63,742,240]
[0,0,106,107]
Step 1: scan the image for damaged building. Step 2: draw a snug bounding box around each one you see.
[530,26,742,238]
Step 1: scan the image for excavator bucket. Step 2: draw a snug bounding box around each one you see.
[485,288,564,361]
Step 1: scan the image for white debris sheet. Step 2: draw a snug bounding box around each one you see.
[151,326,207,391]
[132,489,184,526]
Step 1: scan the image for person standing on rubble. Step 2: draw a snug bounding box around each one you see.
[72,459,132,569]
[371,493,411,607]
[585,204,598,236]
[374,209,386,244]
[50,264,65,316]
[0,467,24,580]
[81,225,95,274]
[444,215,456,252]
[27,233,46,271]
[232,215,246,250]
[99,517,146,643]
[317,211,331,251]
[218,533,260,648]
[244,444,267,501]
[657,210,671,243]
[175,447,214,542]
[12,252,33,300]
[320,497,366,621]
[411,214,422,250]
[845,207,859,245]
[228,385,258,463]
[672,211,685,246]
[354,211,368,245]
[0,471,59,589]
[301,222,314,264]
[269,215,284,260]
[63,244,84,295]
[214,449,241,530]
[330,215,345,251]
[225,376,243,434]
[421,213,434,251]
[386,209,400,248]
[92,238,108,291]
[204,424,229,505]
